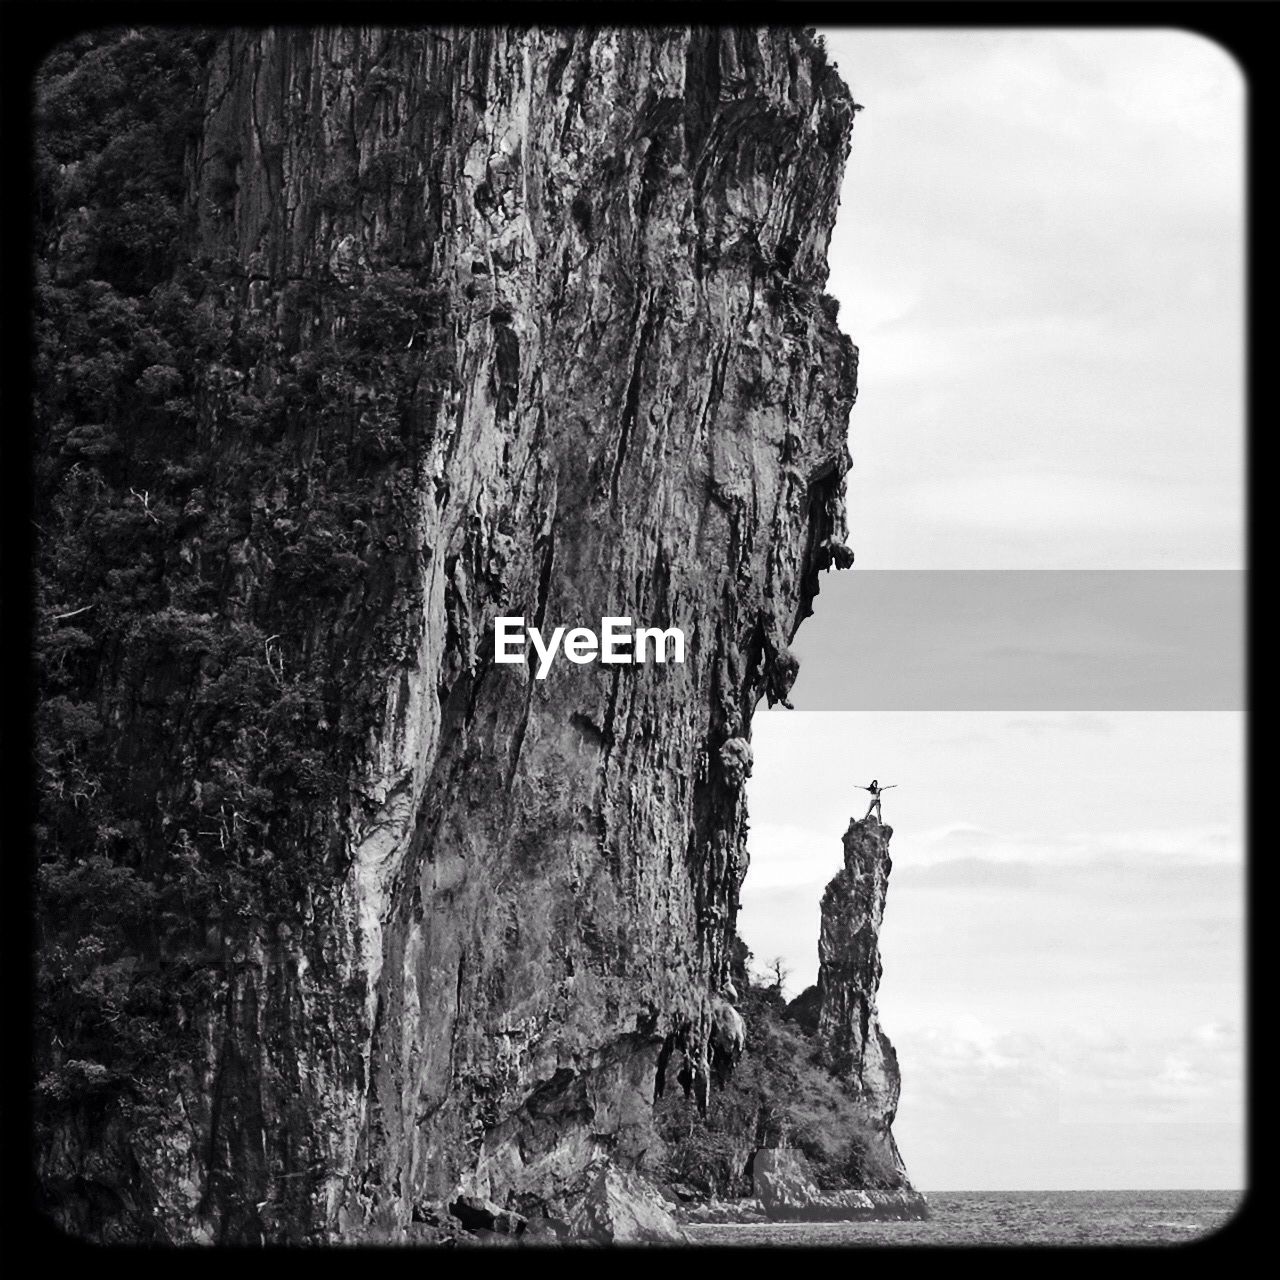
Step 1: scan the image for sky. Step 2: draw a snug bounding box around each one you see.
[787,570,1243,711]
[737,30,1247,1191]
[741,711,1244,1191]
[819,27,1243,572]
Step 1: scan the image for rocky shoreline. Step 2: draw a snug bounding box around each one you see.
[680,1189,930,1226]
[680,1148,928,1226]
[414,1149,928,1245]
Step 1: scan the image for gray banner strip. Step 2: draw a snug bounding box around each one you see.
[789,571,1244,710]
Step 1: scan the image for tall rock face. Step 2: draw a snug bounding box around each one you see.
[32,28,858,1242]
[814,818,909,1183]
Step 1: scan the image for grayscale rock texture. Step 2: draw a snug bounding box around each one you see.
[815,818,908,1180]
[753,1148,925,1222]
[33,26,865,1242]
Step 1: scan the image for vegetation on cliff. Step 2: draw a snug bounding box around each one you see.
[654,950,905,1199]
[33,30,432,1224]
[32,24,861,1241]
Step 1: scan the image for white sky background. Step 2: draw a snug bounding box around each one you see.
[822,28,1243,572]
[739,30,1246,1191]
[742,711,1244,1190]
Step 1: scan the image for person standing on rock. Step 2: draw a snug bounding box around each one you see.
[858,779,896,821]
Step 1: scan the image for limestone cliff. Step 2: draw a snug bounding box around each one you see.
[33,26,858,1242]
[812,818,909,1182]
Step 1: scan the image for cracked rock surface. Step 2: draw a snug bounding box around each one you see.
[815,818,909,1182]
[35,26,859,1242]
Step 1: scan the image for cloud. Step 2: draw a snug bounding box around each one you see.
[893,1017,1244,1128]
[818,28,1243,570]
[1058,1021,1244,1125]
[741,821,848,890]
[894,472,1233,541]
[895,857,1041,889]
[1005,714,1114,737]
[915,821,999,845]
[905,820,1242,870]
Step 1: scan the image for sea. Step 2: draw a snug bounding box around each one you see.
[683,1189,1245,1247]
